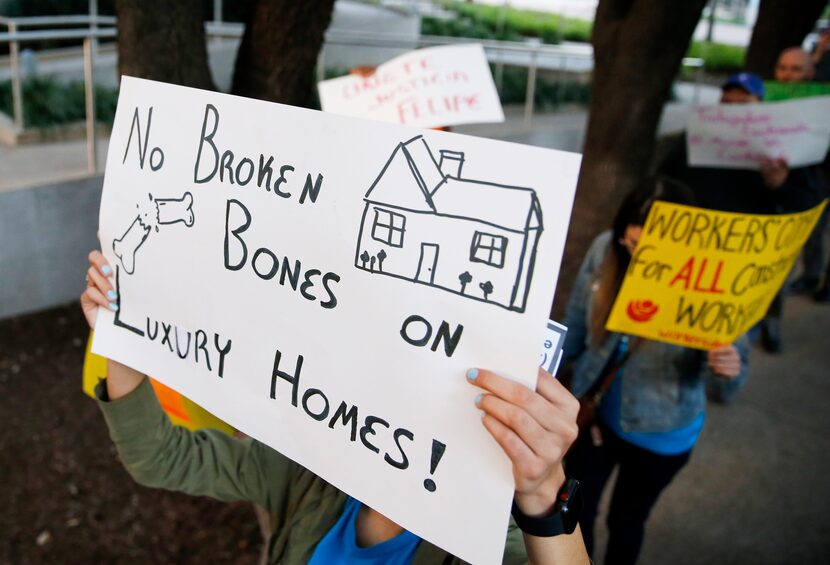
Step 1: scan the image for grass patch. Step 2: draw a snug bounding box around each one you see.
[0,76,119,128]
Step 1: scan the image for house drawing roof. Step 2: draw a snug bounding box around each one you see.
[365,136,543,233]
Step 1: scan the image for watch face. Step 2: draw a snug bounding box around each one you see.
[558,478,582,534]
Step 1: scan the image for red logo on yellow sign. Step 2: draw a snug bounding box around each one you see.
[626,299,659,322]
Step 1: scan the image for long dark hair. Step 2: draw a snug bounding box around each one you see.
[589,176,695,346]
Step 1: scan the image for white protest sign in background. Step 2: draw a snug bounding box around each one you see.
[687,97,830,169]
[317,43,505,128]
[93,77,580,565]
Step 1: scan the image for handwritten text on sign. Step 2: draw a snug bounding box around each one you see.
[687,97,830,169]
[92,77,579,565]
[606,201,827,350]
[317,44,504,128]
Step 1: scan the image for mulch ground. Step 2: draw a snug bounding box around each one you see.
[0,303,261,564]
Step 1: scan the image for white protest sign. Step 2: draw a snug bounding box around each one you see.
[317,43,505,128]
[540,320,568,376]
[687,97,830,169]
[92,77,579,564]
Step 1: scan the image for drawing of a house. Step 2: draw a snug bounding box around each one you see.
[354,135,544,313]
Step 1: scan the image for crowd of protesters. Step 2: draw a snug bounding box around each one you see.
[78,32,830,565]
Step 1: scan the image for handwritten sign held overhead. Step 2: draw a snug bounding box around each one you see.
[92,77,579,565]
[606,200,827,349]
[317,44,505,128]
[687,97,830,169]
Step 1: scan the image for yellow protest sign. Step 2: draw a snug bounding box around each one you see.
[606,200,827,349]
[83,332,235,434]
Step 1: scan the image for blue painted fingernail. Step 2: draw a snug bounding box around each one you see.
[475,393,483,406]
[109,302,119,311]
[107,290,118,300]
[102,265,112,275]
[466,368,478,381]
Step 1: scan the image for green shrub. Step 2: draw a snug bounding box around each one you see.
[424,1,593,45]
[687,41,745,74]
[495,66,591,109]
[0,76,119,128]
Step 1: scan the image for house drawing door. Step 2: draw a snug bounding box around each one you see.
[415,243,439,284]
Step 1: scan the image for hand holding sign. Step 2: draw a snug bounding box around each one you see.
[707,346,741,378]
[81,251,586,561]
[758,157,789,189]
[470,367,578,517]
[91,77,580,564]
[606,200,828,349]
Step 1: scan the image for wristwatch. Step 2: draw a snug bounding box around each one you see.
[511,478,582,537]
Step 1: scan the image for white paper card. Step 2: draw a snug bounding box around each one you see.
[92,77,580,565]
[318,43,505,128]
[687,97,830,169]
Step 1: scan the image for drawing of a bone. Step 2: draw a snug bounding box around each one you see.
[113,217,151,274]
[113,191,196,275]
[156,192,195,226]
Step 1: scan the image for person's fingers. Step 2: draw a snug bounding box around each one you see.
[87,265,116,301]
[469,368,559,431]
[709,355,740,377]
[81,285,117,329]
[477,393,558,460]
[88,250,113,279]
[83,285,114,311]
[535,368,580,415]
[480,410,541,477]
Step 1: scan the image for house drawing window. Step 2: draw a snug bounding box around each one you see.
[371,207,406,247]
[470,231,507,268]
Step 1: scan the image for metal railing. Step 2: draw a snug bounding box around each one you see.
[0,15,704,176]
[0,15,116,172]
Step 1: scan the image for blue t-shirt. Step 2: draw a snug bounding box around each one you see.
[598,336,704,456]
[307,497,421,565]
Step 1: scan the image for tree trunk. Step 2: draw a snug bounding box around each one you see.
[745,0,827,79]
[552,0,707,319]
[115,0,215,89]
[230,0,336,107]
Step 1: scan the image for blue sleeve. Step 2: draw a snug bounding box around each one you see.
[562,233,609,365]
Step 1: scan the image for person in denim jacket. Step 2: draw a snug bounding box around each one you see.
[562,178,749,565]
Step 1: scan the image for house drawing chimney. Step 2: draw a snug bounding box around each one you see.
[439,150,465,178]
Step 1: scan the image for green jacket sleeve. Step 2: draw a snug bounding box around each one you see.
[95,377,292,510]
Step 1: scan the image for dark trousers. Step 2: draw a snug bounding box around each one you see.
[802,203,829,282]
[565,421,691,565]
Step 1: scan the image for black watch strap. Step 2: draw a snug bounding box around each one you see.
[511,478,582,537]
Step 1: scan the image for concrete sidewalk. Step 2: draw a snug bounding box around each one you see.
[592,294,830,565]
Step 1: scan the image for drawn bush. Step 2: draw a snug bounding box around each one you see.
[370,255,376,271]
[480,280,494,300]
[459,271,472,294]
[360,250,370,269]
[377,249,387,272]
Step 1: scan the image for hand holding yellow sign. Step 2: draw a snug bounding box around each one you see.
[606,200,827,350]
